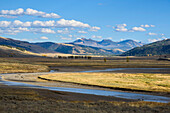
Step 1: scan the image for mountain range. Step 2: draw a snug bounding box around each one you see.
[2,36,168,56]
[70,38,143,51]
[0,36,143,55]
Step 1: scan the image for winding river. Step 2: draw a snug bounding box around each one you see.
[0,68,170,103]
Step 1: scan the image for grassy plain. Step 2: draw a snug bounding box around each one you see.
[0,56,170,73]
[39,73,170,93]
[0,57,170,112]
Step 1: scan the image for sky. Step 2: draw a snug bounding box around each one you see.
[0,0,170,43]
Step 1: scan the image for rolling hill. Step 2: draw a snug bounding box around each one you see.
[0,45,39,57]
[121,39,170,56]
[0,36,54,53]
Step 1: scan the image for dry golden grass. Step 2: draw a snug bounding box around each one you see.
[0,63,49,73]
[39,73,170,92]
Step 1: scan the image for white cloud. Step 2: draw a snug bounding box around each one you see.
[141,24,149,27]
[0,8,61,18]
[161,36,167,39]
[30,28,55,34]
[115,28,128,32]
[0,21,11,27]
[0,15,17,18]
[0,8,24,15]
[0,27,29,35]
[141,24,155,27]
[89,26,100,31]
[117,24,127,28]
[25,8,45,16]
[150,25,155,27]
[114,24,128,32]
[113,23,155,32]
[32,20,55,27]
[40,36,48,39]
[131,27,146,31]
[13,20,24,27]
[0,19,90,29]
[56,19,90,28]
[0,19,94,35]
[148,32,157,35]
[148,36,167,43]
[41,13,61,18]
[78,30,87,33]
[92,35,102,39]
[148,39,161,43]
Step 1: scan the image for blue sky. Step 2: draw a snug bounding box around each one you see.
[0,0,170,43]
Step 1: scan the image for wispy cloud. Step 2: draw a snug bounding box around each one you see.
[131,27,146,31]
[147,32,157,35]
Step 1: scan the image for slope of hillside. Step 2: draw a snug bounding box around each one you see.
[121,39,170,56]
[71,38,143,51]
[0,36,54,53]
[0,45,39,57]
[34,42,118,55]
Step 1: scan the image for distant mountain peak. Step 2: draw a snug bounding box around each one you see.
[72,38,143,51]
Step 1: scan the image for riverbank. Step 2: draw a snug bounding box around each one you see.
[0,85,170,113]
[1,68,170,98]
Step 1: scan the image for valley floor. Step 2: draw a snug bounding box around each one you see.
[0,56,170,113]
